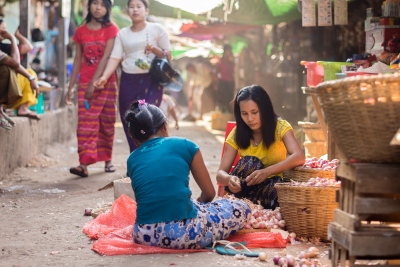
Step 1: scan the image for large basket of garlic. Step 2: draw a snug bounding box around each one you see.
[275,178,340,240]
[283,157,337,183]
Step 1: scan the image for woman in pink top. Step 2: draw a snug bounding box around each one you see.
[66,0,119,177]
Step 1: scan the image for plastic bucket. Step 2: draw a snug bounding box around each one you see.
[317,61,353,81]
[300,61,324,87]
[29,93,45,114]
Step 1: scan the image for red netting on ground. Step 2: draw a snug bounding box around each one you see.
[83,194,286,255]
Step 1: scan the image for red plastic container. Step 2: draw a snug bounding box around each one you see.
[300,61,324,87]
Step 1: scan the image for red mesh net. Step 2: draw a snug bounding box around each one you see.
[83,194,286,255]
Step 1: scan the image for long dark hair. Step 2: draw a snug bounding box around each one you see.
[127,0,148,8]
[124,100,166,144]
[233,85,277,149]
[84,0,112,27]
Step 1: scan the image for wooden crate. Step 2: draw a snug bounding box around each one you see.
[329,162,400,266]
[329,222,400,267]
[336,162,400,226]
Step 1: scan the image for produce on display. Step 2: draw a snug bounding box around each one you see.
[302,156,339,171]
[272,247,320,266]
[290,177,341,187]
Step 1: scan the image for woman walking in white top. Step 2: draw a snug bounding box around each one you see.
[94,0,172,152]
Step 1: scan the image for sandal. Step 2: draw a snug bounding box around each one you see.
[212,241,259,257]
[0,118,12,130]
[105,165,116,173]
[4,117,16,127]
[69,166,88,178]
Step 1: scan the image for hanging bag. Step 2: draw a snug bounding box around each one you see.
[149,55,183,92]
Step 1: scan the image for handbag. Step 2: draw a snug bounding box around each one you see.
[149,55,183,92]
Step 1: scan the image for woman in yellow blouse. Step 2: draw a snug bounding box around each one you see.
[217,85,305,209]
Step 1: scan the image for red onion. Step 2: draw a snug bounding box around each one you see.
[277,257,288,267]
[299,258,311,266]
[273,255,281,265]
[285,254,296,267]
[84,208,92,216]
[298,251,307,259]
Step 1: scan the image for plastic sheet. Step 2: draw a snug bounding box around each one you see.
[83,194,286,255]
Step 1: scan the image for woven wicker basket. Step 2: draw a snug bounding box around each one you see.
[283,166,335,182]
[298,122,325,142]
[316,74,400,163]
[303,141,327,159]
[275,183,338,240]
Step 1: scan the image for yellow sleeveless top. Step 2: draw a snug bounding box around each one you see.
[226,118,292,178]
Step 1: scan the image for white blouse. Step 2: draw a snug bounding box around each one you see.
[110,22,172,74]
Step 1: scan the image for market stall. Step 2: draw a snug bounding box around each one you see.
[292,1,400,266]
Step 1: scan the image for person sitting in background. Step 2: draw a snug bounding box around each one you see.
[159,93,179,130]
[124,100,251,249]
[0,29,39,130]
[217,85,305,209]
[0,19,40,120]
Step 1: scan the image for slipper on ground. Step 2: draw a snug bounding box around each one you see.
[105,165,116,173]
[69,166,88,178]
[5,117,16,127]
[0,118,12,130]
[212,241,259,257]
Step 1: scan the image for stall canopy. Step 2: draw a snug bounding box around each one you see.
[179,22,257,40]
[146,0,302,26]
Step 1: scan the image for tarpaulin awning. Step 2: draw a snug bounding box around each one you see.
[146,0,302,26]
[179,22,257,36]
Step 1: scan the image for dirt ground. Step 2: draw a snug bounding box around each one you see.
[0,117,332,267]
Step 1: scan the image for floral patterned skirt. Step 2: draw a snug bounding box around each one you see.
[132,198,251,249]
[225,156,282,209]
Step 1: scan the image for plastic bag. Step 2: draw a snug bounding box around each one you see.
[82,194,137,239]
[227,232,287,248]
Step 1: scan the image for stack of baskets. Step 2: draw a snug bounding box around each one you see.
[298,122,327,159]
[275,183,338,240]
[315,74,400,163]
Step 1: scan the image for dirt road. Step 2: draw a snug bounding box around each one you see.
[0,119,331,267]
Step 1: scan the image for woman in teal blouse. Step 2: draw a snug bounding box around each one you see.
[124,100,251,249]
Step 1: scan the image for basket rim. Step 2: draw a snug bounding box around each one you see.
[315,73,400,92]
[275,182,339,190]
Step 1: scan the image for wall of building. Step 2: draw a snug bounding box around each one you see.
[0,106,77,179]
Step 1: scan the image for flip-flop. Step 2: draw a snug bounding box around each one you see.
[105,165,116,173]
[0,118,12,130]
[69,166,88,178]
[213,241,259,257]
[4,117,16,127]
[17,113,41,120]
